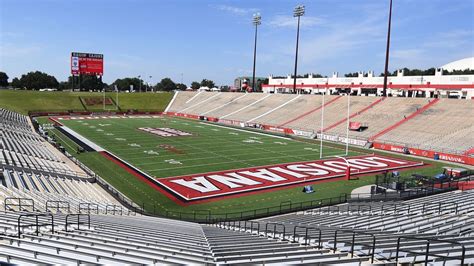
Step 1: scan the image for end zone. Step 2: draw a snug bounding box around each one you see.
[156,154,425,202]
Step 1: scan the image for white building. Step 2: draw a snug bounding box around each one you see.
[263,57,474,99]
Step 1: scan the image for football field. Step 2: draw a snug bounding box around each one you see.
[59,116,361,179]
[42,115,440,215]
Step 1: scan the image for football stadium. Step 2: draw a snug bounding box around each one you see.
[1,0,473,265]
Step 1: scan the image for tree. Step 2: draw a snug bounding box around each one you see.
[344,72,358,77]
[156,78,176,91]
[11,77,21,88]
[0,72,8,87]
[80,75,105,91]
[112,77,142,91]
[176,83,187,91]
[191,81,200,90]
[58,81,69,91]
[220,85,230,92]
[18,71,58,90]
[200,79,215,88]
[259,78,269,91]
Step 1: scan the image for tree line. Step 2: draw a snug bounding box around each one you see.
[0,71,217,92]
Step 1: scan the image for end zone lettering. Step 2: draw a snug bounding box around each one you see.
[157,155,423,201]
[139,127,192,137]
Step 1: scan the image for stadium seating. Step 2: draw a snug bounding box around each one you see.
[2,190,470,264]
[0,108,122,214]
[166,92,473,155]
[222,189,474,265]
[377,99,474,154]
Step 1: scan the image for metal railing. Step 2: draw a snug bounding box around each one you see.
[395,236,466,265]
[45,200,70,213]
[65,214,91,232]
[4,198,35,212]
[17,213,54,238]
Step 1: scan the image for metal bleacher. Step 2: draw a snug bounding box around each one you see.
[0,108,122,214]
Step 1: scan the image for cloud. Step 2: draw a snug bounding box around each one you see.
[268,15,326,28]
[214,4,258,15]
[391,49,424,59]
[0,43,41,58]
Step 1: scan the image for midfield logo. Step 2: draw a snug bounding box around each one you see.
[139,127,192,137]
[157,155,423,201]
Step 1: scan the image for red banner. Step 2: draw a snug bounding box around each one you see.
[373,142,474,165]
[156,155,424,201]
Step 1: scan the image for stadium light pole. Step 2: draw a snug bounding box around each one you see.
[251,13,261,92]
[138,75,142,93]
[149,75,153,92]
[382,0,393,97]
[292,5,305,93]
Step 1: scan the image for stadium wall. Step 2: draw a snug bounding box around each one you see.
[373,142,474,165]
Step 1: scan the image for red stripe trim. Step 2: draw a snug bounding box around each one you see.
[369,98,440,141]
[263,83,474,90]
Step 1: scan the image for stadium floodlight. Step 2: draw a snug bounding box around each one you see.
[292,5,305,93]
[138,75,142,93]
[251,13,261,92]
[382,0,393,97]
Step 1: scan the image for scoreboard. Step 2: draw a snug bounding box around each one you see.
[71,52,104,76]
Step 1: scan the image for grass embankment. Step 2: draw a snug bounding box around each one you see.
[0,90,173,114]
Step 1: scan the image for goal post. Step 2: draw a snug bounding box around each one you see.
[318,89,352,159]
[103,85,120,111]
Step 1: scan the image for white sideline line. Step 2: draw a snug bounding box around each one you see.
[179,92,222,113]
[164,91,179,112]
[201,122,292,140]
[201,93,248,116]
[247,95,302,123]
[220,94,272,119]
[185,91,202,104]
[60,126,105,152]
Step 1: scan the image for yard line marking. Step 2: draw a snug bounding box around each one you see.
[202,122,291,140]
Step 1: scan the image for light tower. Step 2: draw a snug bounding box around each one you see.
[292,4,305,93]
[251,13,261,92]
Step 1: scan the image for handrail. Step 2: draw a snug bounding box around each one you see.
[78,203,99,215]
[65,214,91,232]
[4,198,34,212]
[395,236,465,265]
[264,223,286,240]
[332,229,376,264]
[17,213,54,238]
[105,204,123,215]
[292,225,322,247]
[422,202,458,215]
[243,220,260,235]
[45,200,70,213]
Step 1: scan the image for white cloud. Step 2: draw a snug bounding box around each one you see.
[214,5,258,15]
[391,49,424,59]
[268,15,326,28]
[0,43,41,58]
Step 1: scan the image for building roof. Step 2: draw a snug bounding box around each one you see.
[441,57,474,71]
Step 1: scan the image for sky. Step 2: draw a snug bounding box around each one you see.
[0,0,473,86]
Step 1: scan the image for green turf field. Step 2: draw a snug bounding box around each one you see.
[38,116,454,216]
[59,116,360,178]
